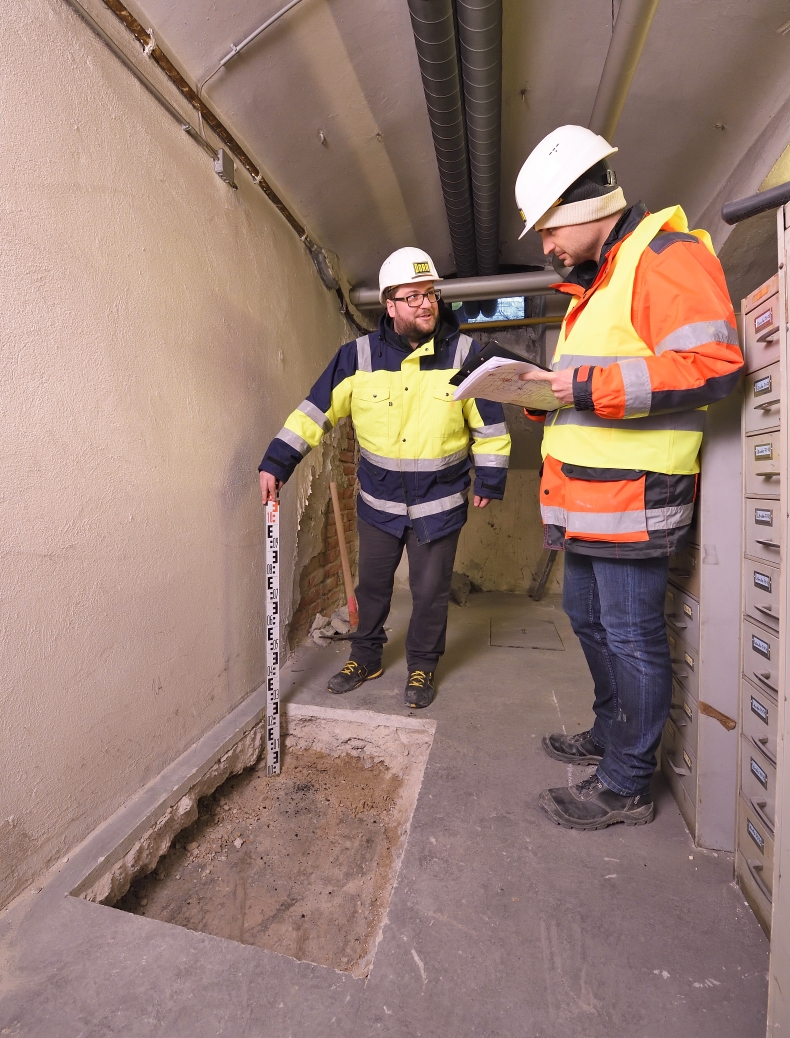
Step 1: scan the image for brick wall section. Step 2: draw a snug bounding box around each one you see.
[289,418,359,648]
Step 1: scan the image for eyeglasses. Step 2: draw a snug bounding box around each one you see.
[390,288,441,308]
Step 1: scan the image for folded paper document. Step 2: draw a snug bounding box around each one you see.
[452,355,562,411]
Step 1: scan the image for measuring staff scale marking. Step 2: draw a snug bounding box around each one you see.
[265,500,281,776]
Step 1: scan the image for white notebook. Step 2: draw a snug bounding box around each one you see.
[452,356,563,411]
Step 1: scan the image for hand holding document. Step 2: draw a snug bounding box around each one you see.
[452,355,564,411]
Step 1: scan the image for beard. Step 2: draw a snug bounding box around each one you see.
[392,307,438,342]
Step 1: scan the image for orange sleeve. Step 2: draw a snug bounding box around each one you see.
[586,238,743,420]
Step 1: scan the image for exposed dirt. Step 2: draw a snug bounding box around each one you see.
[115,747,405,973]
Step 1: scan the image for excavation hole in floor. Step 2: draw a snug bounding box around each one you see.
[109,708,433,977]
[490,617,564,650]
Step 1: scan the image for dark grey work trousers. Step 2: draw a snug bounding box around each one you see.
[349,518,461,672]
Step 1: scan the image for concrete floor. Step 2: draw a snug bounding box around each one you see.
[0,590,770,1037]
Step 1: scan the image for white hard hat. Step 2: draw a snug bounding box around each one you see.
[515,125,618,237]
[378,247,442,304]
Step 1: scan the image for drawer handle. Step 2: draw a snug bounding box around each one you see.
[756,324,779,343]
[748,796,775,836]
[672,667,690,679]
[753,670,779,694]
[667,758,691,777]
[755,604,779,620]
[669,568,691,577]
[750,733,778,767]
[754,539,781,549]
[669,707,688,727]
[754,398,781,410]
[755,471,780,478]
[666,618,688,629]
[746,859,773,903]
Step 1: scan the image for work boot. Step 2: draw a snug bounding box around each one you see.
[539,774,654,830]
[542,728,605,765]
[327,659,383,695]
[405,669,435,709]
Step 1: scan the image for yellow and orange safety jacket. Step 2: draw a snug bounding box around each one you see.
[530,203,743,557]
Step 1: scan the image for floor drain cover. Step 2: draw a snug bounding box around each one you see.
[490,618,564,650]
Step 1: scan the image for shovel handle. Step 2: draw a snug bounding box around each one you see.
[329,480,358,630]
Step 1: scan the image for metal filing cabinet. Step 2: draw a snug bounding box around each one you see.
[737,273,781,936]
[661,375,743,850]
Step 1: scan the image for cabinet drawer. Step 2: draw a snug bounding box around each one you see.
[742,677,778,765]
[735,849,772,937]
[668,546,700,599]
[744,292,780,373]
[667,629,698,699]
[662,717,697,811]
[743,562,780,630]
[669,678,698,751]
[737,793,774,900]
[745,431,781,498]
[740,734,776,834]
[742,619,780,700]
[744,363,781,434]
[665,584,699,649]
[744,499,781,565]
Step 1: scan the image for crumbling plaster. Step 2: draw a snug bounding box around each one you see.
[0,0,353,907]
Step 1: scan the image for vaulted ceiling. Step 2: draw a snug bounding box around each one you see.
[121,0,790,298]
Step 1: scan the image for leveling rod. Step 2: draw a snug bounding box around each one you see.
[265,500,281,775]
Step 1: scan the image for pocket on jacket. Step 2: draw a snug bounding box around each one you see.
[351,384,391,447]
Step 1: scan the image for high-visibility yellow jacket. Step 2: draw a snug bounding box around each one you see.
[260,307,511,543]
[529,203,743,557]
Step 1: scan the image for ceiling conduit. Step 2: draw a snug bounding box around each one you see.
[407,0,478,278]
[457,0,502,277]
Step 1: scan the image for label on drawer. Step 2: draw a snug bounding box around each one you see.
[751,757,769,789]
[756,309,774,331]
[668,633,676,652]
[682,749,693,772]
[754,443,774,460]
[683,700,693,720]
[747,818,765,854]
[754,374,772,395]
[752,634,771,659]
[683,603,693,618]
[751,696,770,724]
[754,571,772,592]
[684,652,694,669]
[755,508,774,526]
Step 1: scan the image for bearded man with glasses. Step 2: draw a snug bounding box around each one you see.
[259,247,511,708]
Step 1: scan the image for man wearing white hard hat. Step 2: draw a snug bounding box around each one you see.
[514,125,743,828]
[259,247,511,708]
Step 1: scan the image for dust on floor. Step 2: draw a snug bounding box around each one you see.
[115,746,404,973]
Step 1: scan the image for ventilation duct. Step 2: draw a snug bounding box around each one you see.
[457,0,502,277]
[407,0,478,277]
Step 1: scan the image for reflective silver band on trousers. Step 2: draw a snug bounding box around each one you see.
[359,490,468,518]
[548,407,706,432]
[297,399,332,432]
[360,447,469,471]
[276,427,311,456]
[356,335,372,373]
[540,503,694,532]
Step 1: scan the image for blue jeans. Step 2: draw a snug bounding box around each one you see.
[562,552,673,796]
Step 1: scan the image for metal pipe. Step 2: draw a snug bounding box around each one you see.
[407,0,477,277]
[218,0,308,69]
[457,0,502,276]
[350,269,558,309]
[721,181,790,225]
[459,315,563,331]
[588,0,661,141]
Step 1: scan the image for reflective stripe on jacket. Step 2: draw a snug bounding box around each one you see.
[260,308,511,543]
[532,204,742,553]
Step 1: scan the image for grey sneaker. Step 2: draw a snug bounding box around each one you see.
[542,728,605,765]
[539,774,654,830]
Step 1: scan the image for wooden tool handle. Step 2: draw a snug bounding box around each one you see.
[329,480,358,630]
